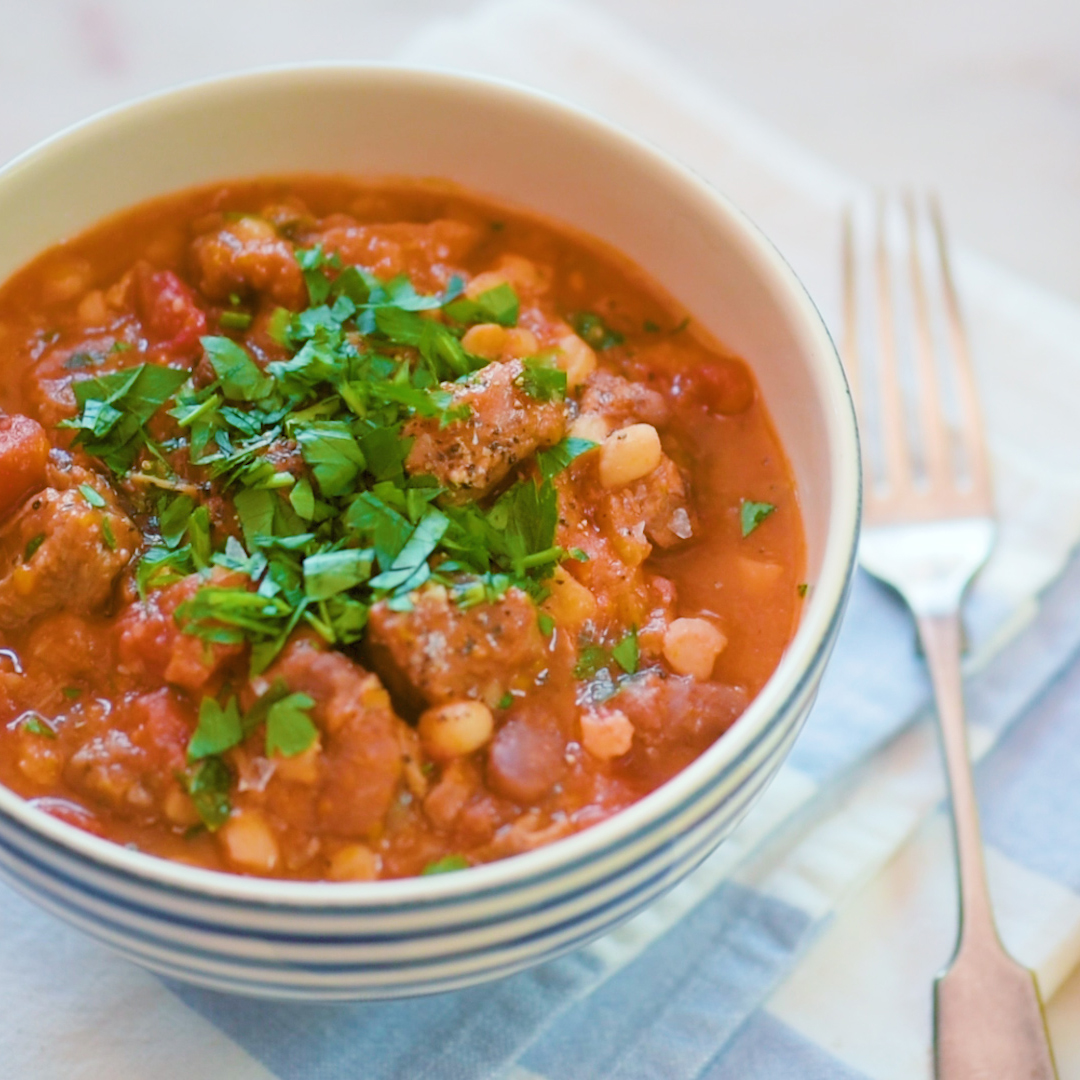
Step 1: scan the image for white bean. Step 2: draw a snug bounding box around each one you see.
[419,700,495,759]
[599,424,663,489]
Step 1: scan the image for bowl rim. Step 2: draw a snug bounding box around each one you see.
[0,61,861,908]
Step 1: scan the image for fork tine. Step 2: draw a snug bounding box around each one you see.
[904,193,953,492]
[873,196,915,499]
[929,197,993,506]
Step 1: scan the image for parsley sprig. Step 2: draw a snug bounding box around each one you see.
[64,240,590,675]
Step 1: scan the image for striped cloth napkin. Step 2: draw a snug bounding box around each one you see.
[4,2,1080,1077]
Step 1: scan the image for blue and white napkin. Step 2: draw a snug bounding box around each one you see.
[3,2,1080,1077]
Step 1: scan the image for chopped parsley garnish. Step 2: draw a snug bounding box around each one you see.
[78,483,106,508]
[569,311,624,350]
[23,534,45,562]
[219,310,253,331]
[67,246,579,677]
[517,354,567,402]
[62,687,81,700]
[265,692,318,757]
[65,363,189,472]
[18,713,56,738]
[184,757,233,831]
[188,696,243,761]
[99,516,117,551]
[421,854,470,875]
[574,643,610,680]
[611,627,639,675]
[797,582,809,598]
[740,500,776,537]
[537,612,555,637]
[497,692,514,710]
[536,437,597,480]
[444,282,520,327]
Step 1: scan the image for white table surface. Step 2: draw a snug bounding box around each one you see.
[1,0,1078,1071]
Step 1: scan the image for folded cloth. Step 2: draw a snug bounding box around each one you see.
[4,3,1080,1079]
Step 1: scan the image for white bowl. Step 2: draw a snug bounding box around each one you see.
[0,64,859,1000]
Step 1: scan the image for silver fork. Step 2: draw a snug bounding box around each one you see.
[843,195,1057,1079]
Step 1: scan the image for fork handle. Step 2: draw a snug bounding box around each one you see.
[916,613,1057,1079]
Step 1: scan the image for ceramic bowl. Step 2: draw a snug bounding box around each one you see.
[0,64,859,1000]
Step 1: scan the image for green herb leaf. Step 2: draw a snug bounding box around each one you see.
[421,854,470,875]
[19,713,56,738]
[265,692,318,757]
[184,757,233,831]
[78,483,106,508]
[740,499,776,537]
[201,336,273,402]
[294,422,365,497]
[219,310,252,331]
[136,544,195,598]
[569,311,624,350]
[612,626,639,675]
[159,493,196,549]
[574,643,610,680]
[303,548,374,601]
[99,516,116,551]
[68,363,189,472]
[444,282,520,327]
[536,437,597,480]
[517,353,566,402]
[188,696,244,761]
[368,508,449,594]
[24,534,45,562]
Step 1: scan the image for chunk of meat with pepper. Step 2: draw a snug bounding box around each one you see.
[191,215,307,309]
[254,635,410,838]
[62,688,193,823]
[579,370,670,430]
[365,585,547,717]
[404,359,567,499]
[599,454,697,565]
[611,671,747,779]
[0,484,139,630]
[317,218,481,293]
[115,570,247,694]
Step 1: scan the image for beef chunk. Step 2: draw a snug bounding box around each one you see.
[599,454,697,565]
[0,486,138,629]
[317,218,481,293]
[365,585,546,716]
[404,359,566,499]
[257,635,407,837]
[486,711,566,805]
[612,671,747,773]
[579,371,670,429]
[115,570,247,694]
[192,215,307,309]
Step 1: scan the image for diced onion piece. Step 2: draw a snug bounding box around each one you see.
[663,617,728,681]
[580,707,634,760]
[419,700,495,759]
[557,332,597,390]
[328,843,381,882]
[461,322,508,360]
[599,423,663,489]
[220,809,280,873]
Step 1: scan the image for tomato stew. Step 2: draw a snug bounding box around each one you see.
[0,179,804,880]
